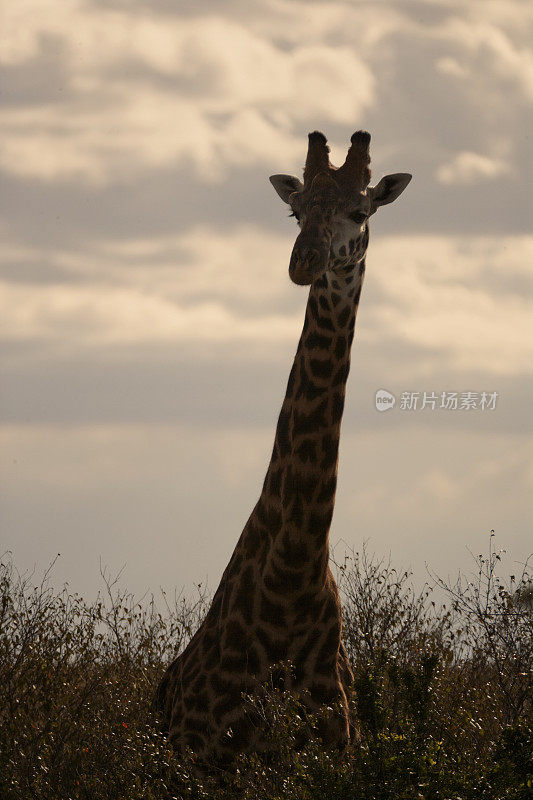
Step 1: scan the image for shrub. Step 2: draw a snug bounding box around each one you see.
[0,540,530,799]
[0,556,208,799]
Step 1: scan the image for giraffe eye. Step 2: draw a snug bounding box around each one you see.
[349,211,367,224]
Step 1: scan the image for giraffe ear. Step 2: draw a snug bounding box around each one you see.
[269,174,304,203]
[370,173,412,208]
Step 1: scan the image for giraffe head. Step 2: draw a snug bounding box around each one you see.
[270,131,411,285]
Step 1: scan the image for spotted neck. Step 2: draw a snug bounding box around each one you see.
[252,256,366,589]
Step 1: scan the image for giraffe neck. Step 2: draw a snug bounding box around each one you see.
[254,259,366,589]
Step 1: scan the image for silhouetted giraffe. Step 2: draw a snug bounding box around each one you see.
[154,130,411,764]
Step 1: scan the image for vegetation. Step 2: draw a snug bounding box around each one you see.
[0,539,531,799]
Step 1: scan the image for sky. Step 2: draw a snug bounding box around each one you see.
[1,0,532,600]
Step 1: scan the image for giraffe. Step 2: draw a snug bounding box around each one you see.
[154,130,411,765]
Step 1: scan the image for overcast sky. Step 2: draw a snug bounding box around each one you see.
[1,0,532,599]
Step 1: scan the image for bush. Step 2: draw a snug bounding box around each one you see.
[0,556,208,799]
[0,540,531,799]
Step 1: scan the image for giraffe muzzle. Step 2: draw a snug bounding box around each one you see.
[289,243,330,285]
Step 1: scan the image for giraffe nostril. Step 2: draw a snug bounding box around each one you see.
[289,243,330,285]
[300,248,323,269]
[306,249,320,267]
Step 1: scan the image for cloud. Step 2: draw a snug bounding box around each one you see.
[0,279,300,349]
[339,429,533,526]
[2,225,532,376]
[2,0,532,236]
[0,421,275,596]
[2,0,532,603]
[0,6,375,184]
[435,151,511,185]
[2,420,531,597]
[335,425,533,581]
[435,56,468,79]
[366,235,533,376]
[440,18,533,102]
